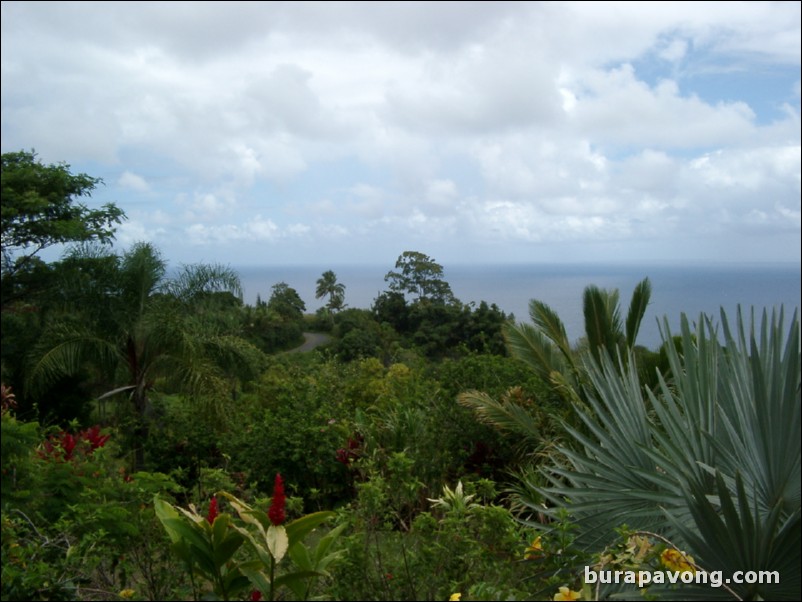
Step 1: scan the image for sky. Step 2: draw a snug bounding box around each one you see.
[2,1,800,268]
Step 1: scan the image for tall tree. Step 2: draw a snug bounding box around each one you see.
[267,282,306,320]
[27,242,264,468]
[1,150,125,284]
[384,251,454,303]
[315,270,346,312]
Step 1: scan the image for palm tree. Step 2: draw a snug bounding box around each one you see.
[315,270,345,312]
[503,277,652,402]
[459,278,653,446]
[28,242,265,468]
[532,308,800,600]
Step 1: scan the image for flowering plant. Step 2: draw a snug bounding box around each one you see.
[220,483,344,601]
[38,425,110,462]
[155,474,345,601]
[154,495,248,601]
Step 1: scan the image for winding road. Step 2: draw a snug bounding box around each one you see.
[287,332,332,353]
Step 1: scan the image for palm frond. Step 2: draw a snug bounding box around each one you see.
[529,299,575,368]
[668,471,801,600]
[26,323,121,396]
[165,262,242,302]
[583,285,616,364]
[529,306,800,599]
[503,320,571,389]
[120,242,167,315]
[625,277,651,349]
[457,389,544,445]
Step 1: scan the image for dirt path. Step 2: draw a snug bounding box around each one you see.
[288,332,332,353]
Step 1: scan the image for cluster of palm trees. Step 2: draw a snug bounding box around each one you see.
[27,242,264,468]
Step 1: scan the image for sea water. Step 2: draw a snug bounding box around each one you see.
[236,262,801,351]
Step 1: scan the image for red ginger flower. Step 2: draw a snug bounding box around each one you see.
[59,432,77,461]
[250,591,263,601]
[81,425,110,450]
[268,473,286,526]
[206,496,219,524]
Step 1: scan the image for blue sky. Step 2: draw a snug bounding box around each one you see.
[2,1,800,268]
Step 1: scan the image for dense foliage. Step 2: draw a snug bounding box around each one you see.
[2,153,799,601]
[1,150,125,308]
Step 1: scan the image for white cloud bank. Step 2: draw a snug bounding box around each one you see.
[1,1,799,265]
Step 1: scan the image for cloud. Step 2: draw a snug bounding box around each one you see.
[116,219,165,246]
[570,64,757,148]
[2,1,799,265]
[384,34,562,136]
[659,38,689,63]
[118,171,150,192]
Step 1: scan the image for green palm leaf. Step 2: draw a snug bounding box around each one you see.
[530,306,800,599]
[625,277,651,349]
[503,321,574,392]
[457,389,543,444]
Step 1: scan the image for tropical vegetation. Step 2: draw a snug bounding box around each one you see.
[2,151,799,601]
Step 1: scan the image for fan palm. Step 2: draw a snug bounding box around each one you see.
[28,242,265,468]
[531,307,800,600]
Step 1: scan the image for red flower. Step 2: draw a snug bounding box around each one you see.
[335,448,350,465]
[268,473,286,526]
[250,591,263,601]
[59,432,77,461]
[81,425,110,450]
[206,496,219,524]
[336,435,363,465]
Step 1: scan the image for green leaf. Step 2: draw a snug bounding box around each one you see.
[239,561,272,593]
[288,541,313,572]
[284,511,336,548]
[212,516,244,568]
[154,496,181,543]
[273,570,327,594]
[311,522,347,565]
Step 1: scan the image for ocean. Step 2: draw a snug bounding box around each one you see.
[235,262,801,351]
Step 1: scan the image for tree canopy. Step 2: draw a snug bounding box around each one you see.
[384,251,454,303]
[27,242,263,468]
[267,282,306,320]
[1,150,125,278]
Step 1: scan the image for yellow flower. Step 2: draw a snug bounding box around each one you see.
[626,535,652,562]
[449,594,462,601]
[660,548,696,574]
[554,586,582,601]
[119,590,136,600]
[524,536,543,559]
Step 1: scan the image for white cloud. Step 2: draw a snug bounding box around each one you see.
[118,171,150,192]
[659,38,689,62]
[246,218,281,241]
[571,64,757,148]
[2,1,799,265]
[424,179,458,208]
[116,219,164,246]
